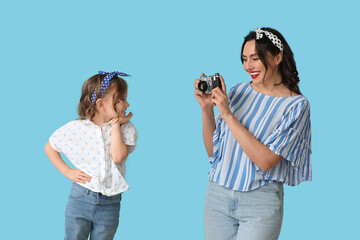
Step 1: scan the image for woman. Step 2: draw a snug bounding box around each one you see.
[194,27,311,240]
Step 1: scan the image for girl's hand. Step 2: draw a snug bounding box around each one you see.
[211,75,232,121]
[112,112,133,126]
[66,169,92,184]
[194,73,212,109]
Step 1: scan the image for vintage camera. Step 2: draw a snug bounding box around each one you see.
[198,73,222,94]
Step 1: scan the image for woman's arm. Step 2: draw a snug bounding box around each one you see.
[210,78,282,172]
[194,77,216,157]
[201,105,216,157]
[221,114,282,171]
[44,142,92,183]
[110,113,133,164]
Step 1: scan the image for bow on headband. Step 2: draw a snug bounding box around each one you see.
[255,28,283,52]
[91,71,131,103]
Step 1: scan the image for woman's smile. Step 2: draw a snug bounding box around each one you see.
[250,71,261,79]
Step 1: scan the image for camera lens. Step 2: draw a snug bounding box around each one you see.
[198,81,208,92]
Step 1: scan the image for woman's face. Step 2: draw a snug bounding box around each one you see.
[242,40,280,84]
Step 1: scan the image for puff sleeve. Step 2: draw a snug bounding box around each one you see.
[121,121,138,153]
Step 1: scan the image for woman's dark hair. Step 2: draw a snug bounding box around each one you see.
[241,27,301,94]
[77,74,128,119]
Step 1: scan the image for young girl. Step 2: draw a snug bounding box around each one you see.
[45,71,138,240]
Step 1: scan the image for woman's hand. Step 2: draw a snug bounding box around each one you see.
[65,169,92,184]
[211,75,232,121]
[194,73,213,110]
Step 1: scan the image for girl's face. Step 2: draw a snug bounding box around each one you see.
[102,87,129,120]
[242,40,280,84]
[114,91,129,118]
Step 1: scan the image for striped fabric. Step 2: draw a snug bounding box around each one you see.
[209,82,311,192]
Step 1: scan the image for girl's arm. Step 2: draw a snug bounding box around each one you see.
[44,142,92,183]
[210,78,282,172]
[110,113,133,164]
[194,77,216,157]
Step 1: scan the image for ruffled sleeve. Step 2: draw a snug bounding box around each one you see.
[209,114,223,164]
[262,98,312,184]
[209,84,238,164]
[121,121,138,153]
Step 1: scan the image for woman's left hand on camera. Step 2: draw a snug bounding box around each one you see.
[211,76,232,120]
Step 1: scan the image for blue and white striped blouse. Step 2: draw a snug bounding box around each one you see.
[209,82,311,192]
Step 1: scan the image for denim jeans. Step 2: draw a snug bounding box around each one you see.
[65,183,122,240]
[204,180,283,240]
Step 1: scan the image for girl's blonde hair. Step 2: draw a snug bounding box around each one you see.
[78,73,128,119]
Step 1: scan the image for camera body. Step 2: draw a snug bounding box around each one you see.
[198,73,222,94]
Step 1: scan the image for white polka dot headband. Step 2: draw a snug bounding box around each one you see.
[91,71,131,103]
[255,27,283,52]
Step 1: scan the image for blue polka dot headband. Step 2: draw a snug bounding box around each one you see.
[255,27,283,52]
[91,71,131,103]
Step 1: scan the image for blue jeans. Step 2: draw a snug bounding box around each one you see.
[204,181,283,240]
[65,183,122,240]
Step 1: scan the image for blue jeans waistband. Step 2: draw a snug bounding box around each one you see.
[72,182,122,203]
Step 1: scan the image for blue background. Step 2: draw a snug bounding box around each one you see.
[1,0,359,239]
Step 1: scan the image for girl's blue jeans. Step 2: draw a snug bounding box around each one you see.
[65,183,122,240]
[204,180,283,240]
